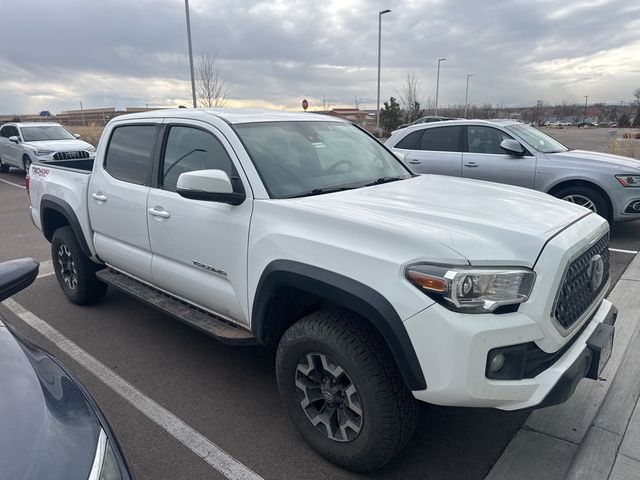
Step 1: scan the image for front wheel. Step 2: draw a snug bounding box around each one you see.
[554,185,611,221]
[0,157,9,173]
[23,155,32,173]
[276,309,418,472]
[51,226,107,305]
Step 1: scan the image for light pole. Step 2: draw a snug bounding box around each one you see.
[434,57,446,116]
[79,101,85,127]
[583,95,588,124]
[464,74,473,119]
[376,9,391,129]
[185,0,197,108]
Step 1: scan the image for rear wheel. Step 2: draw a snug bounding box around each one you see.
[0,157,9,173]
[51,226,107,305]
[23,155,32,173]
[276,309,418,472]
[554,185,611,221]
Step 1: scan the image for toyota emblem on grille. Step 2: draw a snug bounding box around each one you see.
[587,254,604,291]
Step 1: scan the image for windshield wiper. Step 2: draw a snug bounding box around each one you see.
[284,186,358,198]
[362,176,405,187]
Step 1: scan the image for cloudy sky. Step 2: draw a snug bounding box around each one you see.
[1,0,639,114]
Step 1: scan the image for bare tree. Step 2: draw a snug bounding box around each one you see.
[195,53,230,108]
[354,97,361,110]
[398,72,423,122]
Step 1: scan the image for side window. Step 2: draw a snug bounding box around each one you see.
[395,130,424,150]
[418,126,462,152]
[161,126,235,192]
[467,126,512,154]
[104,125,157,185]
[0,126,9,138]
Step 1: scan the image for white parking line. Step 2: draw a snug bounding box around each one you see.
[1,298,264,480]
[37,260,55,279]
[0,177,25,189]
[609,247,638,255]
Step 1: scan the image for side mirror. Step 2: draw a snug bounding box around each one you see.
[8,136,20,144]
[0,258,39,302]
[73,133,81,139]
[176,169,245,205]
[500,138,525,156]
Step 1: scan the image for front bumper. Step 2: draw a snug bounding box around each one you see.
[405,298,616,410]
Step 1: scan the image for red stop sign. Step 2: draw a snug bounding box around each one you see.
[302,99,309,111]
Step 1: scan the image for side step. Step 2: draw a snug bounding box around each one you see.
[96,269,258,346]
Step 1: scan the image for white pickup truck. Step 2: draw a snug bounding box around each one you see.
[28,109,617,472]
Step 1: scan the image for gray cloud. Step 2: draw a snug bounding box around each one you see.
[1,0,638,114]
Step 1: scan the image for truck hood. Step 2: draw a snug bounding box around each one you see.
[288,175,591,266]
[23,139,93,152]
[547,149,640,171]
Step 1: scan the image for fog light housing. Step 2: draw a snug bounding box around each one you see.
[486,345,527,380]
[624,200,640,214]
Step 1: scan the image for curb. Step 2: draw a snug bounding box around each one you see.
[486,250,640,480]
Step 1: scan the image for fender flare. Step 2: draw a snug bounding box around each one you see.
[40,195,92,258]
[252,260,427,391]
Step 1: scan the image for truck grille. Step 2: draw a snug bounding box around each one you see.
[53,150,90,160]
[553,234,610,331]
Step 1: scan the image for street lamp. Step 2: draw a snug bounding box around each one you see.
[79,101,85,127]
[464,74,474,119]
[583,95,588,124]
[434,57,446,116]
[376,8,392,129]
[184,0,197,108]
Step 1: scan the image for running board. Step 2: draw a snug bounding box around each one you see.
[96,269,257,346]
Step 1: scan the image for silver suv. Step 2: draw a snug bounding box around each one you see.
[385,119,640,223]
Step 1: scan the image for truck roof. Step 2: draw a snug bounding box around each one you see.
[111,108,345,125]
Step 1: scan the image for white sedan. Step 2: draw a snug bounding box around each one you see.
[0,122,95,173]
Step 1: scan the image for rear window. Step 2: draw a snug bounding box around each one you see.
[104,125,157,185]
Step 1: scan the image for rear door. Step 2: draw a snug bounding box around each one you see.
[0,125,22,167]
[146,120,253,326]
[462,125,537,188]
[402,125,464,176]
[88,122,159,280]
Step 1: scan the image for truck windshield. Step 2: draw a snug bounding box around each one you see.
[234,121,412,198]
[21,126,76,142]
[504,124,568,154]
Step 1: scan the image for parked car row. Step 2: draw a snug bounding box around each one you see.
[385,119,640,223]
[17,108,617,473]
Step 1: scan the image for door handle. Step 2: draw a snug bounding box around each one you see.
[464,162,479,168]
[408,159,421,164]
[148,207,171,219]
[91,192,107,203]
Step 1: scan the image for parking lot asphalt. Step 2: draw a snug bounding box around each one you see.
[1,157,639,479]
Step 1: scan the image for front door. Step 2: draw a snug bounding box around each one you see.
[462,125,537,188]
[147,121,252,326]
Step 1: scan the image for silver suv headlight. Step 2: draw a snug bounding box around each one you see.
[616,175,640,187]
[405,264,535,313]
[33,149,54,157]
[86,146,96,153]
[89,430,124,480]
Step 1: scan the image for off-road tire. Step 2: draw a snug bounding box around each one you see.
[276,309,419,472]
[553,185,611,222]
[51,226,107,305]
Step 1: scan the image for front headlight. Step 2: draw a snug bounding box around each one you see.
[405,264,535,313]
[89,430,124,480]
[33,149,54,157]
[86,146,96,153]
[616,175,640,187]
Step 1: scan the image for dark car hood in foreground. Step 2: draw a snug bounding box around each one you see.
[0,323,100,480]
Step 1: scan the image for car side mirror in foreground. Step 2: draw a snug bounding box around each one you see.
[500,139,525,156]
[176,169,246,205]
[8,136,20,144]
[0,258,39,302]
